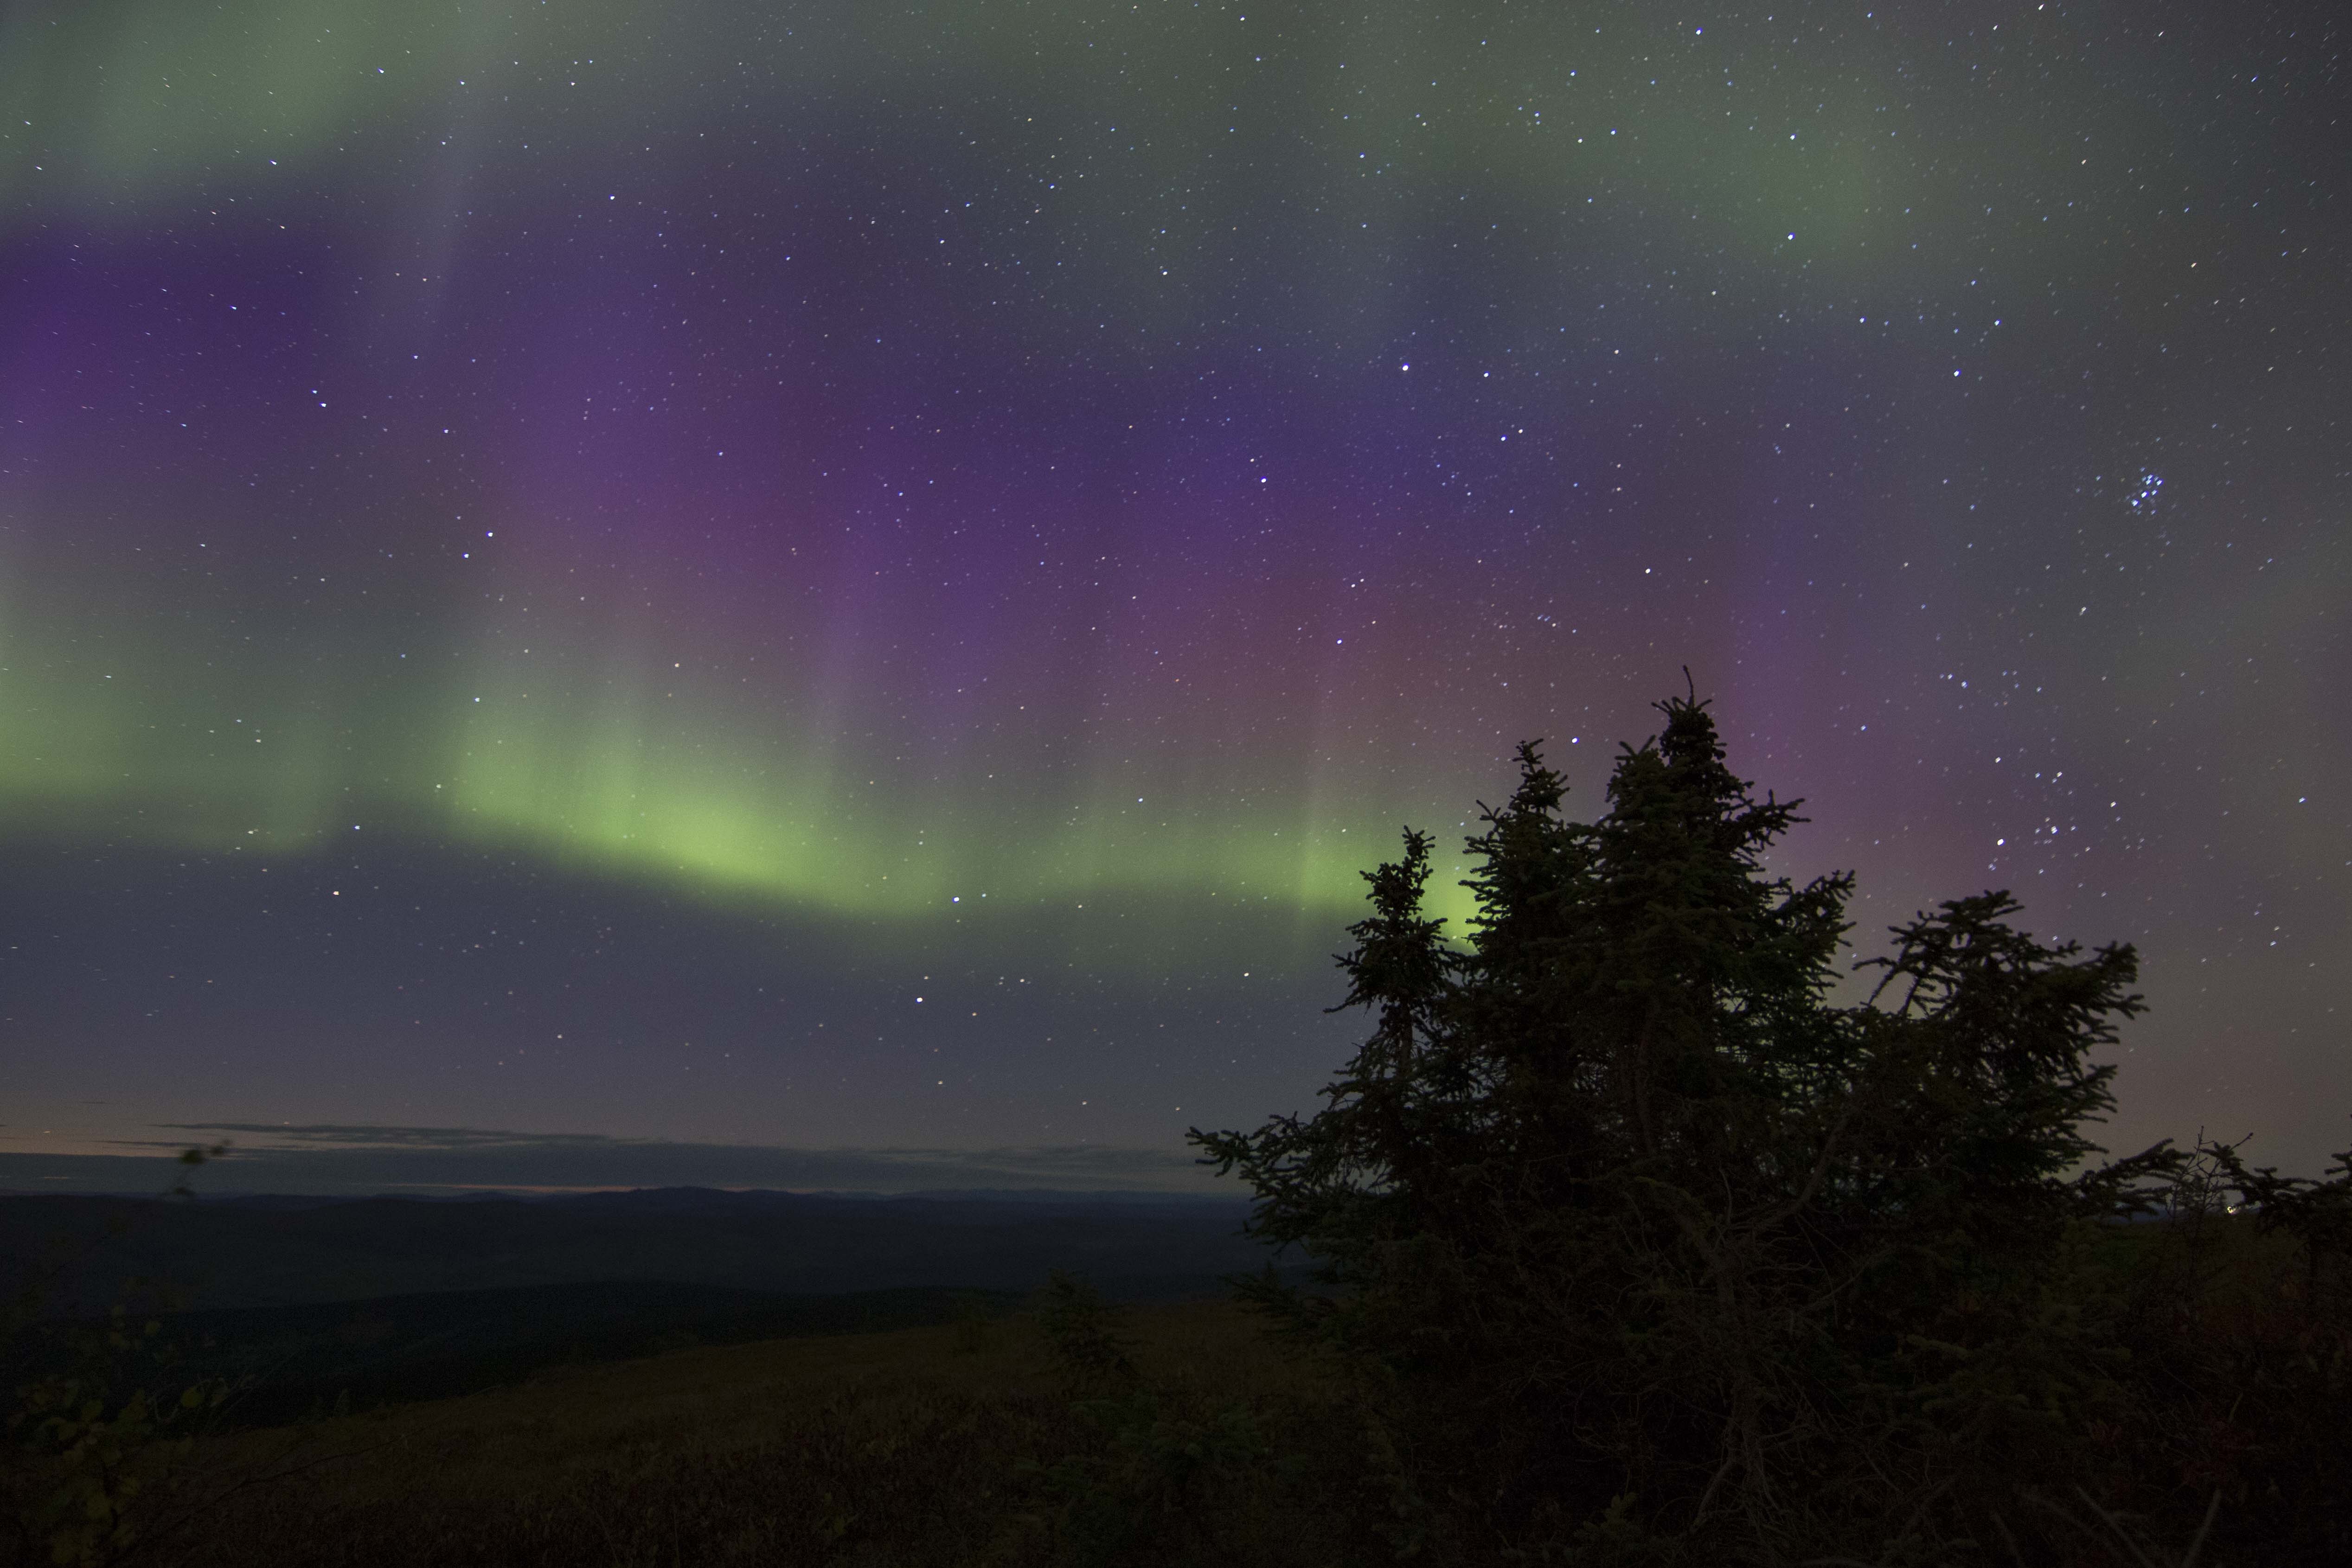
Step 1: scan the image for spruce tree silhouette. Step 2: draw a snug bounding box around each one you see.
[1192,686,2181,1562]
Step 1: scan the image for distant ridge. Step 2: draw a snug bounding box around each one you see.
[4,1281,1026,1430]
[5,1186,1247,1210]
[0,1187,1274,1313]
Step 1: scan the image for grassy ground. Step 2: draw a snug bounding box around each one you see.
[13,1215,2343,1566]
[150,1299,1361,1568]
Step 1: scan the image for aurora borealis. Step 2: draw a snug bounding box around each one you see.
[3,0,2345,1191]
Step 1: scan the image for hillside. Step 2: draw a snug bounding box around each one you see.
[149,1299,1358,1568]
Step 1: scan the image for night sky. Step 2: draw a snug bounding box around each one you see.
[2,0,2345,1194]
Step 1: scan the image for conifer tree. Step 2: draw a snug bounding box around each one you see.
[1192,689,2179,1561]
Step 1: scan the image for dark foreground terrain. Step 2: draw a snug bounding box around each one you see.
[136,1298,1357,1568]
[5,1204,2344,1567]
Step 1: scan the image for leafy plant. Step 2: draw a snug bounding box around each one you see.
[6,1333,230,1568]
[2,1147,243,1567]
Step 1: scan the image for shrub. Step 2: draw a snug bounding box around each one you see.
[3,1148,236,1568]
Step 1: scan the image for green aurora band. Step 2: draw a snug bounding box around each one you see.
[0,553,1471,933]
